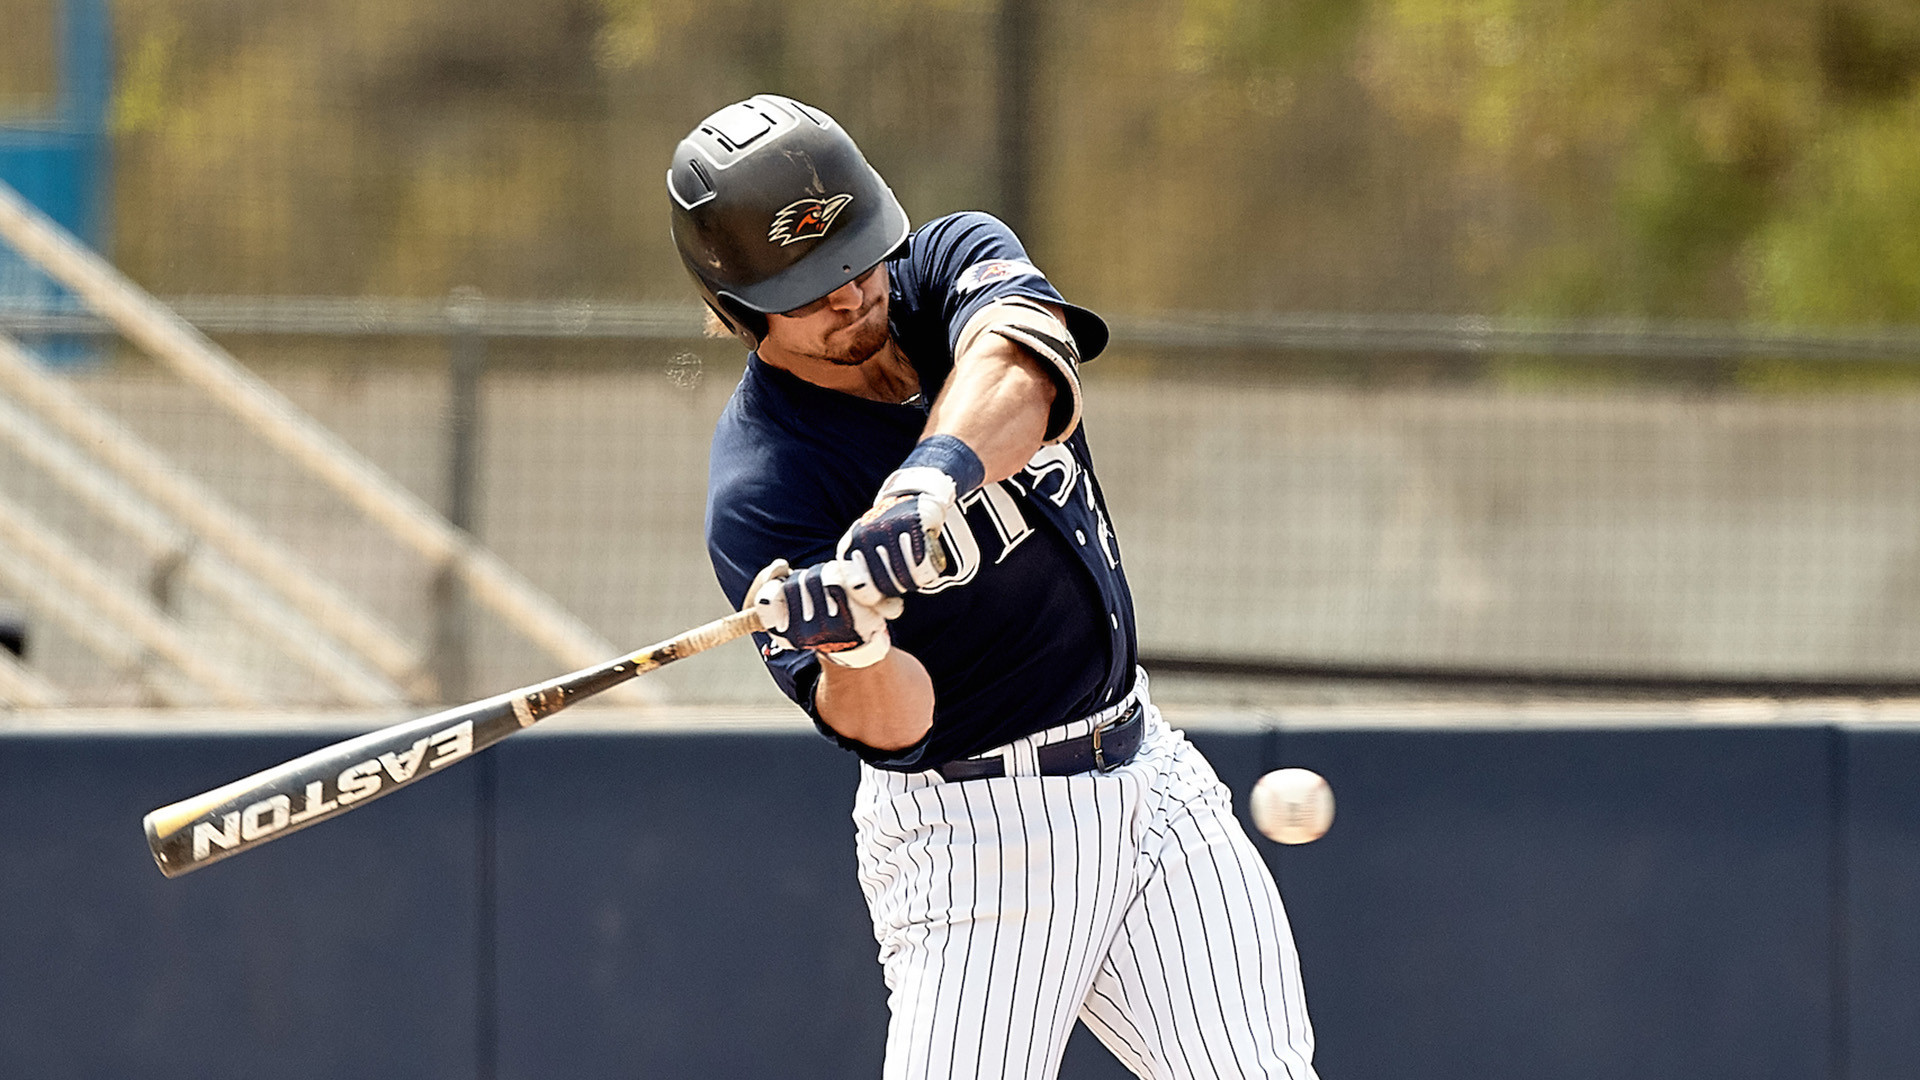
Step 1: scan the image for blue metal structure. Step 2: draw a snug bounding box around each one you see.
[0,0,111,362]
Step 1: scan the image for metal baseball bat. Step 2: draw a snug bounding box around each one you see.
[143,608,763,878]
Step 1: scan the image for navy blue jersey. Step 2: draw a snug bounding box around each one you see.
[706,212,1137,770]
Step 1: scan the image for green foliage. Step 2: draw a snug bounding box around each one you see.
[1360,0,1920,323]
[1750,93,1920,323]
[1613,108,1773,314]
[1174,0,1364,75]
[90,0,1920,329]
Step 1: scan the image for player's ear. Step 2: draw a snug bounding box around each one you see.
[704,299,769,349]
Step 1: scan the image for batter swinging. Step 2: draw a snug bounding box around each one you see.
[672,94,1318,1080]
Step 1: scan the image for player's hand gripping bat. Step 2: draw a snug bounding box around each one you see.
[142,608,764,877]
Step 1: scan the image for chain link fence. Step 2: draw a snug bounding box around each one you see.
[6,0,1920,706]
[4,295,1917,706]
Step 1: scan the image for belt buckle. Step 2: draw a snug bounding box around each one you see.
[1091,701,1140,773]
[1092,717,1116,773]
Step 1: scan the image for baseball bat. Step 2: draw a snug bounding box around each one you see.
[143,608,763,878]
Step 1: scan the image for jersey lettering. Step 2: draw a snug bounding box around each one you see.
[919,493,983,593]
[1023,444,1082,507]
[925,448,1104,586]
[1079,475,1120,569]
[964,481,1035,564]
[923,476,1040,591]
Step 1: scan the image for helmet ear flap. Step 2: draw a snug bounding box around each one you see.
[706,297,769,350]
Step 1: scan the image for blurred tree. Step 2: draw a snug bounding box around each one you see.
[114,0,622,296]
[1047,0,1473,315]
[98,0,1920,326]
[1359,0,1920,322]
[1174,0,1365,75]
[1752,97,1920,323]
[0,0,57,111]
[110,0,1001,299]
[1750,3,1920,323]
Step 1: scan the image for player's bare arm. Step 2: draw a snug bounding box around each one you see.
[812,646,934,750]
[835,298,1083,599]
[922,299,1063,484]
[808,309,1072,749]
[790,315,1064,750]
[743,556,933,749]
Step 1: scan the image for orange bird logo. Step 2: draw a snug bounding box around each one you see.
[769,194,854,246]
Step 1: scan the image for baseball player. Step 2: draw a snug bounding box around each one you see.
[672,94,1318,1080]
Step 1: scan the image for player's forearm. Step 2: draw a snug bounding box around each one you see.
[923,335,1055,484]
[839,311,1066,599]
[814,646,936,751]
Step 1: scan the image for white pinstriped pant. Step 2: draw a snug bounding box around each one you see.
[853,677,1318,1080]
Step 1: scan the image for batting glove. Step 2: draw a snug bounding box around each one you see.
[749,559,905,669]
[837,435,985,598]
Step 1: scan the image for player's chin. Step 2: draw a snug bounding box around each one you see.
[824,317,890,367]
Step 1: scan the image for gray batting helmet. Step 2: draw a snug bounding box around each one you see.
[668,95,910,349]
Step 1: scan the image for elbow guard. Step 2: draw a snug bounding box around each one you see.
[955,297,1085,444]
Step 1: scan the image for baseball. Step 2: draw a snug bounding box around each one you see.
[1249,768,1334,844]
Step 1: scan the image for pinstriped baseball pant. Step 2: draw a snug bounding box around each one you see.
[853,680,1318,1080]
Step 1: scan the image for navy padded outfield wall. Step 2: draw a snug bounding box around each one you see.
[1,720,1915,1080]
[0,731,483,1080]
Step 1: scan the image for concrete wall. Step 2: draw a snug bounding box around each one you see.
[4,711,1917,1079]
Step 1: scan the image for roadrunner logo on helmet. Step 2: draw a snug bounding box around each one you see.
[769,194,854,246]
[667,95,910,349]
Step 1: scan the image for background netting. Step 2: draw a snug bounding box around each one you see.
[3,0,1919,707]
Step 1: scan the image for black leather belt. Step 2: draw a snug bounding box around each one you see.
[937,701,1145,782]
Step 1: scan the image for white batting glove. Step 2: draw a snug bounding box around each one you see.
[748,558,905,669]
[836,466,959,600]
